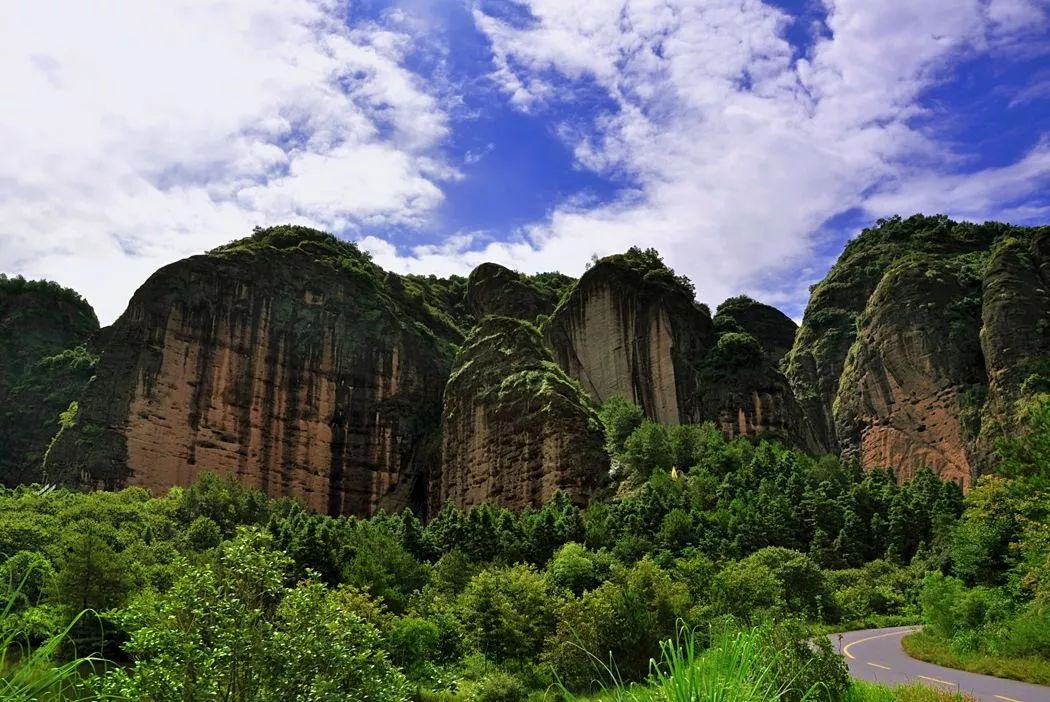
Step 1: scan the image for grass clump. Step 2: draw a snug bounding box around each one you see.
[902,630,1050,687]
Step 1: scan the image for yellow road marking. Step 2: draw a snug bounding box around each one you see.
[842,628,917,660]
[866,662,892,670]
[917,674,955,686]
[994,696,1024,702]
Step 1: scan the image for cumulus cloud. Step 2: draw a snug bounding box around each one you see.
[368,0,1050,312]
[4,0,1049,324]
[0,0,453,323]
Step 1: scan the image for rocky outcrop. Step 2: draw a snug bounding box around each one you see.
[973,229,1050,462]
[545,249,714,425]
[45,226,455,517]
[465,263,559,321]
[789,215,1050,484]
[436,316,607,510]
[0,276,99,485]
[833,257,986,486]
[699,297,819,449]
[714,296,797,365]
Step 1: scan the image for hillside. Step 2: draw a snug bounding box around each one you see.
[2,216,1048,510]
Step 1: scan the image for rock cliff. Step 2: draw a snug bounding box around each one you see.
[978,229,1050,448]
[12,215,1049,510]
[789,215,1050,484]
[0,276,99,485]
[465,263,559,322]
[436,316,606,510]
[545,248,714,425]
[714,296,797,365]
[45,226,455,517]
[700,305,820,452]
[833,257,985,485]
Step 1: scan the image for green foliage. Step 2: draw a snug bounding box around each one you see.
[0,384,1040,697]
[97,528,408,701]
[598,395,645,458]
[458,564,558,663]
[471,671,528,702]
[705,332,764,371]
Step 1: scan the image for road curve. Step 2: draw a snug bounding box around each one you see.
[830,626,1050,702]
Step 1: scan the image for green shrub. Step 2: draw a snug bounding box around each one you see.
[471,671,527,702]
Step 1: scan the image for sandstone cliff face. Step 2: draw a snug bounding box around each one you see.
[465,263,558,321]
[790,215,1050,483]
[979,229,1050,446]
[833,258,986,486]
[46,227,454,517]
[699,312,820,452]
[714,296,797,365]
[545,252,713,424]
[436,316,607,511]
[0,277,99,485]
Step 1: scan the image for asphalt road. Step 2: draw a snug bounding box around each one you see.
[831,627,1050,702]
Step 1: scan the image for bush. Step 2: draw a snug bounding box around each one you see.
[471,671,527,702]
[387,616,441,672]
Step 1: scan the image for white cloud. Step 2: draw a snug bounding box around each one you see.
[4,0,1049,325]
[370,0,1050,313]
[0,0,453,324]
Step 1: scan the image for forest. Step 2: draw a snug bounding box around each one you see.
[1,391,1047,701]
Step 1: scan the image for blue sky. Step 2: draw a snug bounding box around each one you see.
[1,0,1048,323]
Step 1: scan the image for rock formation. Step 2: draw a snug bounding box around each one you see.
[833,257,985,485]
[0,276,99,485]
[700,304,820,453]
[45,226,455,517]
[9,215,1049,512]
[436,316,607,511]
[545,249,714,425]
[465,263,558,322]
[714,296,797,365]
[788,214,1050,485]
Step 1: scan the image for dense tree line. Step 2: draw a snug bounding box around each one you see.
[1,394,1047,699]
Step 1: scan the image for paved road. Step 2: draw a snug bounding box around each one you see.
[831,626,1050,702]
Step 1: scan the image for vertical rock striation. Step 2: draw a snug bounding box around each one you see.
[545,251,714,425]
[45,227,454,517]
[788,215,1050,484]
[436,316,607,511]
[833,258,985,486]
[701,302,820,452]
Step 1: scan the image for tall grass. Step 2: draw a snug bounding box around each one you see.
[0,566,110,701]
[842,680,977,702]
[557,623,822,701]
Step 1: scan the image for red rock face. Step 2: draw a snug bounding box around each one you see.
[435,317,607,511]
[545,262,713,425]
[46,250,449,517]
[834,258,985,487]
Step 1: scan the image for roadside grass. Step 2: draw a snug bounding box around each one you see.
[809,616,920,637]
[558,623,973,702]
[902,631,1050,687]
[843,680,976,702]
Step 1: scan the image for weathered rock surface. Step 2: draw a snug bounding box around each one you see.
[833,257,985,486]
[714,296,797,365]
[0,276,99,485]
[45,227,455,517]
[789,215,1050,484]
[465,263,559,321]
[978,229,1050,448]
[436,316,607,511]
[698,298,819,449]
[545,250,714,425]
